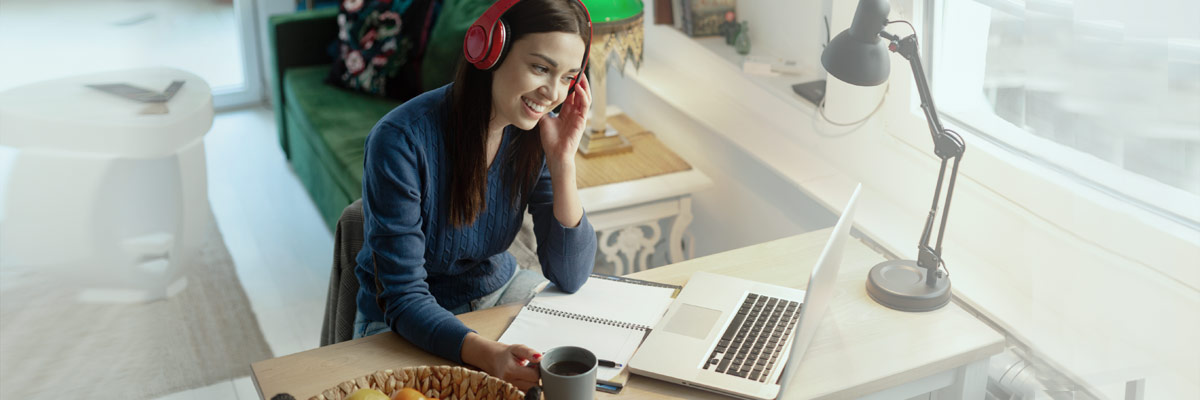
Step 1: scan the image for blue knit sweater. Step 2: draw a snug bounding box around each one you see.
[354,84,597,363]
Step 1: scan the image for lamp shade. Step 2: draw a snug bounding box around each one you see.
[577,1,642,156]
[582,0,643,24]
[820,0,891,86]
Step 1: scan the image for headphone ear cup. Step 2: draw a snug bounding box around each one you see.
[479,19,509,70]
[463,24,489,65]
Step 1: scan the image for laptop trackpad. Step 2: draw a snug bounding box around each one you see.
[664,303,722,339]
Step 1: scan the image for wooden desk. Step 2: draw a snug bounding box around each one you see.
[252,228,1004,399]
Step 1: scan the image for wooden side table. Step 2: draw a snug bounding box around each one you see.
[576,113,712,275]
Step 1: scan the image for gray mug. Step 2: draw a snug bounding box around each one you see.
[539,346,597,400]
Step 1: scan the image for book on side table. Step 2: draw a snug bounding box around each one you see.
[498,274,681,393]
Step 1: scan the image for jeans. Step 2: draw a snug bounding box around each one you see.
[352,268,549,339]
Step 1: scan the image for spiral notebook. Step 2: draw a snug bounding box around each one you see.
[498,274,681,392]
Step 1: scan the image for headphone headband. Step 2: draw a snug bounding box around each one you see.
[463,0,592,91]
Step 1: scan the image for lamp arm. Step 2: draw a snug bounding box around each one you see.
[883,31,966,286]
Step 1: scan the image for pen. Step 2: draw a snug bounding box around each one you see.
[598,359,623,368]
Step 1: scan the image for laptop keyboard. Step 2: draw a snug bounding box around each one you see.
[703,293,801,382]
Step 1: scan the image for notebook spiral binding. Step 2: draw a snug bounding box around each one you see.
[524,304,652,332]
[590,273,681,290]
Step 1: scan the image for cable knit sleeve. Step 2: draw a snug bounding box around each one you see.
[360,122,474,363]
[527,161,597,293]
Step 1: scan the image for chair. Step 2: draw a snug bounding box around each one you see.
[321,199,543,346]
[321,199,365,346]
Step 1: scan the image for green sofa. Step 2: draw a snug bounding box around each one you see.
[268,0,496,231]
[268,8,406,230]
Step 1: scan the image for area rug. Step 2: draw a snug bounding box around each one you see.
[0,222,274,399]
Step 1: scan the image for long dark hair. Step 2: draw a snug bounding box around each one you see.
[446,0,590,228]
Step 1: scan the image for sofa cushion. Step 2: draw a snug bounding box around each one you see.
[326,0,439,100]
[287,115,360,229]
[284,64,403,196]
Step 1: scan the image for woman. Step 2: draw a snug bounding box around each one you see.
[351,0,596,391]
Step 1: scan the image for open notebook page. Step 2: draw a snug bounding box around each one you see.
[498,307,643,382]
[532,277,676,328]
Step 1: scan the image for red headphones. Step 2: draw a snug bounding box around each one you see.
[463,0,592,89]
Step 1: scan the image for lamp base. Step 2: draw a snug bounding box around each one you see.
[578,125,633,158]
[866,259,951,312]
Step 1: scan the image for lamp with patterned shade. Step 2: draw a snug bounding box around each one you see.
[578,0,644,157]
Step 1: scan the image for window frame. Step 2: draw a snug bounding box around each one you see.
[909,0,1200,229]
[212,0,266,110]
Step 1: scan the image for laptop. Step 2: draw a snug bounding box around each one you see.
[628,184,862,400]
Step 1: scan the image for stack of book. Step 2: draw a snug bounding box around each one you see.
[661,0,736,37]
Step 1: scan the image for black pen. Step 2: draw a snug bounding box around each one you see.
[598,359,624,368]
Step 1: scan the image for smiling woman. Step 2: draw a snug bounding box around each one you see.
[351,0,599,393]
[449,0,592,228]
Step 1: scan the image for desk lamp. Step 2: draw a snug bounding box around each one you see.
[821,0,965,311]
[578,0,644,157]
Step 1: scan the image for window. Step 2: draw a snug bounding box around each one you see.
[0,0,264,109]
[919,1,1200,398]
[927,0,1200,224]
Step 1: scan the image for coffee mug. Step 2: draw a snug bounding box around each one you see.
[538,346,597,399]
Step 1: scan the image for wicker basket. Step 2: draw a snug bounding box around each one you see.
[309,365,525,400]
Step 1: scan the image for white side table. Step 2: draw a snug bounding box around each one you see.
[575,112,712,276]
[581,168,712,275]
[0,67,214,303]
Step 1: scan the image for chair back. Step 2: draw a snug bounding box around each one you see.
[321,199,364,346]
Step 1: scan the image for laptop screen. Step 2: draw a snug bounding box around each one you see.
[777,183,862,394]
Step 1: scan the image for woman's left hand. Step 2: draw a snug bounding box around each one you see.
[538,73,591,166]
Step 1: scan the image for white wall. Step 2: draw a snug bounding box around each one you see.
[255,0,300,106]
[605,67,836,258]
[734,0,829,71]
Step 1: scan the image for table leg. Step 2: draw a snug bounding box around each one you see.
[176,139,212,260]
[933,358,989,400]
[668,197,693,264]
[858,357,988,400]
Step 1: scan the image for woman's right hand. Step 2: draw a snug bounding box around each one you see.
[461,332,542,391]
